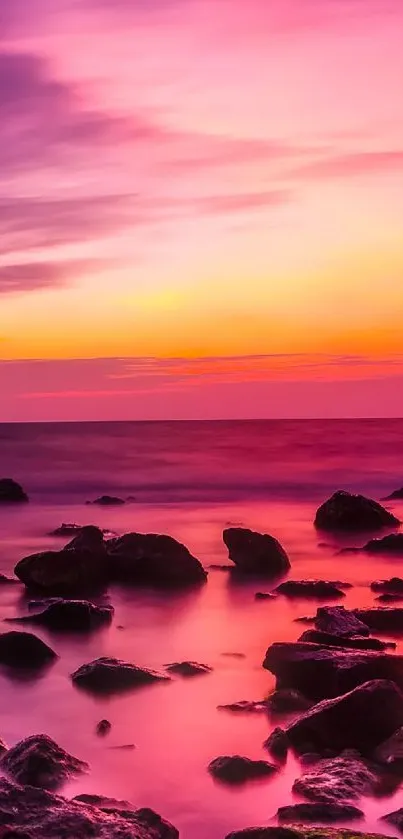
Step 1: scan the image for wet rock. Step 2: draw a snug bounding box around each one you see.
[0,574,19,586]
[364,534,403,555]
[108,743,136,750]
[384,488,403,501]
[107,532,207,587]
[218,700,268,713]
[226,829,301,839]
[353,607,403,632]
[266,688,313,713]
[164,661,212,677]
[0,479,28,503]
[297,630,394,651]
[277,802,364,823]
[376,593,403,603]
[49,524,117,539]
[382,808,403,831]
[223,528,291,576]
[96,720,111,736]
[315,606,370,637]
[221,652,246,658]
[292,755,380,804]
[0,631,57,669]
[1,735,87,790]
[373,726,403,770]
[27,598,62,611]
[263,728,289,761]
[71,656,170,695]
[208,755,277,784]
[371,578,403,593]
[284,679,403,755]
[9,600,114,632]
[73,793,135,814]
[255,592,277,600]
[294,616,315,624]
[0,778,178,839]
[88,495,126,506]
[314,490,400,532]
[274,581,345,599]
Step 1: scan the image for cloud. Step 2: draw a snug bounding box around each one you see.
[294,150,403,180]
[0,260,99,294]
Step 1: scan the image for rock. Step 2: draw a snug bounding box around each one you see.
[108,743,136,750]
[382,809,403,831]
[284,679,403,755]
[71,657,170,695]
[263,641,403,701]
[255,592,277,600]
[373,726,403,770]
[353,607,403,632]
[0,574,19,585]
[384,488,403,500]
[314,490,400,532]
[274,581,345,599]
[315,606,370,637]
[223,528,290,576]
[292,755,380,804]
[1,735,88,790]
[266,688,313,713]
[226,829,301,839]
[14,526,109,596]
[371,577,403,593]
[263,728,289,761]
[218,700,268,713]
[221,652,246,658]
[49,524,116,539]
[9,600,114,632]
[164,661,212,677]
[376,593,403,603]
[0,479,28,503]
[0,631,57,669]
[208,755,277,784]
[364,534,403,554]
[73,793,135,814]
[96,720,111,736]
[298,630,394,651]
[107,532,207,587]
[294,616,315,624]
[0,778,178,839]
[277,802,364,823]
[88,495,126,506]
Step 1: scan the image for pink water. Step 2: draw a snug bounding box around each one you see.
[1,419,403,838]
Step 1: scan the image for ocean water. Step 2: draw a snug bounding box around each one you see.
[0,418,403,838]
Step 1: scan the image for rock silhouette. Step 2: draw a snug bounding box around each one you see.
[223,528,290,576]
[314,490,400,532]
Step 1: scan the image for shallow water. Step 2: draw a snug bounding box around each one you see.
[1,419,403,838]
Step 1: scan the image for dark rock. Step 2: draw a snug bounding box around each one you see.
[108,743,136,750]
[1,735,87,790]
[223,528,291,576]
[0,574,19,586]
[9,600,114,632]
[298,630,394,651]
[218,700,267,713]
[300,752,322,767]
[263,728,289,761]
[315,606,370,637]
[49,524,117,539]
[284,679,403,755]
[0,778,178,839]
[255,592,277,600]
[266,688,313,713]
[226,829,301,839]
[209,564,232,571]
[73,793,135,814]
[364,534,403,554]
[107,532,207,587]
[373,726,403,770]
[221,652,246,658]
[371,578,403,593]
[0,632,57,669]
[277,802,364,823]
[382,809,403,831]
[274,581,345,599]
[294,616,315,624]
[0,736,8,756]
[71,656,170,695]
[314,490,400,532]
[164,661,212,677]
[0,479,28,503]
[384,488,403,501]
[27,598,62,611]
[292,755,380,804]
[376,593,403,603]
[96,720,111,736]
[208,755,277,784]
[88,496,126,506]
[354,607,403,632]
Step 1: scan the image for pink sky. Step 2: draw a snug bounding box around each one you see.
[1,0,403,419]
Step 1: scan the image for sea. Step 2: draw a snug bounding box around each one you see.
[1,418,403,838]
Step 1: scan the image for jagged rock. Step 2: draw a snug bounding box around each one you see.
[274,581,345,599]
[164,661,212,677]
[88,496,126,506]
[314,490,400,532]
[315,606,370,637]
[0,631,57,669]
[71,657,170,695]
[1,735,87,789]
[353,607,403,632]
[263,728,289,761]
[96,720,111,736]
[371,578,403,593]
[223,528,290,576]
[73,793,136,813]
[266,688,313,713]
[384,488,403,501]
[292,755,380,804]
[284,679,403,755]
[382,808,403,831]
[0,778,178,839]
[9,600,114,632]
[208,755,277,784]
[364,534,403,554]
[277,802,364,823]
[297,630,394,651]
[373,726,403,770]
[0,478,28,503]
[107,533,207,586]
[218,700,268,714]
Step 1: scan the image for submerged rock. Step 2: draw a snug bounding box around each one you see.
[371,578,403,593]
[376,593,403,603]
[277,802,364,823]
[88,495,126,506]
[0,478,28,503]
[266,688,313,713]
[297,630,394,651]
[223,528,290,576]
[218,700,268,714]
[107,532,207,586]
[208,755,277,784]
[292,755,380,804]
[274,581,345,599]
[96,719,112,736]
[1,734,88,789]
[255,592,277,600]
[353,607,403,632]
[263,728,289,761]
[49,523,117,539]
[0,631,57,669]
[364,534,403,555]
[314,606,370,637]
[314,490,400,532]
[71,657,170,695]
[9,600,114,632]
[226,828,391,839]
[164,661,212,677]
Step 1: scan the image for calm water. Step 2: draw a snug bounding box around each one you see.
[1,419,403,838]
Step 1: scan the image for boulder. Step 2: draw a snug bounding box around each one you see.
[218,701,268,714]
[107,533,207,587]
[0,631,57,669]
[274,581,345,599]
[353,607,403,632]
[298,630,394,651]
[0,478,28,503]
[373,726,403,770]
[371,578,403,593]
[1,735,87,790]
[284,679,403,755]
[277,802,364,823]
[0,574,19,585]
[266,688,313,713]
[292,755,380,803]
[377,593,403,603]
[384,488,403,501]
[364,534,403,554]
[71,657,170,695]
[314,490,400,532]
[0,778,178,839]
[314,606,370,637]
[223,528,290,576]
[382,809,403,831]
[96,719,112,736]
[164,661,212,677]
[263,728,289,761]
[88,495,126,506]
[208,755,277,784]
[9,600,114,632]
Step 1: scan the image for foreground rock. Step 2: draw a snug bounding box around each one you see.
[0,478,28,503]
[263,728,289,761]
[314,490,400,532]
[364,534,403,554]
[354,607,403,632]
[284,679,403,754]
[9,600,114,632]
[298,630,394,651]
[226,827,390,839]
[88,495,126,506]
[293,755,381,804]
[278,802,364,823]
[0,778,178,839]
[71,656,170,695]
[164,661,212,677]
[0,631,57,669]
[274,581,345,599]
[314,606,370,637]
[15,526,109,596]
[208,755,277,784]
[223,528,290,576]
[107,532,207,586]
[1,734,87,789]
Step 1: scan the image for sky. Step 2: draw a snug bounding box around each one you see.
[1,0,403,420]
